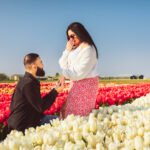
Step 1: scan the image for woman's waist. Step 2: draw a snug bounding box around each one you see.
[72,75,99,83]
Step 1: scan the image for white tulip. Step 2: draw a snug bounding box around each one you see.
[144,132,150,146]
[51,118,60,127]
[124,139,135,150]
[138,127,144,137]
[54,140,65,148]
[143,147,150,150]
[144,124,150,132]
[66,114,75,122]
[64,142,74,150]
[95,131,105,143]
[96,143,105,150]
[108,108,113,115]
[108,143,118,150]
[73,132,82,142]
[61,133,69,142]
[33,146,41,150]
[82,124,90,133]
[8,140,19,150]
[134,136,143,150]
[87,135,96,148]
[73,122,79,132]
[43,133,56,145]
[75,140,86,148]
[97,113,104,121]
[41,144,53,150]
[0,145,8,150]
[105,136,113,147]
[92,109,99,116]
[89,118,97,133]
[126,127,137,139]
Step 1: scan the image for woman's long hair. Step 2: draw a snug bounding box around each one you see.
[66,22,99,59]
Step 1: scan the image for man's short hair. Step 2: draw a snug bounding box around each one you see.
[24,53,39,66]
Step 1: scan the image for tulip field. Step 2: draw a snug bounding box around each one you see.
[0,81,150,149]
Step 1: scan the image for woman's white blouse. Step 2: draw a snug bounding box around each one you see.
[59,45,98,81]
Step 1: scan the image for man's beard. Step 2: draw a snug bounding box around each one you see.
[36,67,45,77]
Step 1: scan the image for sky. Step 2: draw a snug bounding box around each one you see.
[0,0,150,77]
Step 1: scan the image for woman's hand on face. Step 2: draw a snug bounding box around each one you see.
[66,40,74,51]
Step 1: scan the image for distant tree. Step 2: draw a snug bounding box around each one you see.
[0,73,9,81]
[55,72,60,77]
[139,75,144,79]
[130,75,137,79]
[130,76,134,79]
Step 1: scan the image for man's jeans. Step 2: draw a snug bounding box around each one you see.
[40,115,58,125]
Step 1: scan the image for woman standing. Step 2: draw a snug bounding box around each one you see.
[59,22,99,119]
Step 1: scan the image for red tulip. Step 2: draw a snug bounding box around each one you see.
[1,82,150,125]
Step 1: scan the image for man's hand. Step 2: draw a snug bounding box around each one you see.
[54,81,64,93]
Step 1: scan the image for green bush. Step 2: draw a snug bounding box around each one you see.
[0,73,9,81]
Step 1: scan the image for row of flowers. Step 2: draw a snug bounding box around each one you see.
[96,83,150,107]
[1,83,150,125]
[1,93,150,149]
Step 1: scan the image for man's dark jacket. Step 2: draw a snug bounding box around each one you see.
[8,72,58,132]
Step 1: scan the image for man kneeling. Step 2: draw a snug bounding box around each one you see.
[8,53,63,132]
